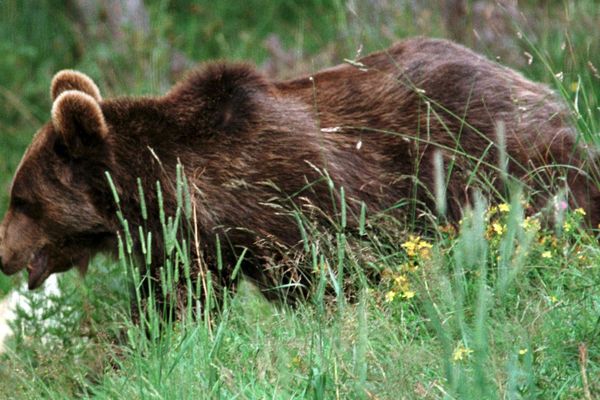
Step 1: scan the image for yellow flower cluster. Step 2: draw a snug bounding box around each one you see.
[498,203,511,213]
[539,235,559,248]
[563,208,586,232]
[452,343,474,362]
[488,203,511,216]
[541,251,552,259]
[491,222,506,236]
[487,203,545,239]
[563,221,572,232]
[522,216,540,232]
[385,273,415,302]
[401,235,433,259]
[385,236,434,303]
[485,203,512,239]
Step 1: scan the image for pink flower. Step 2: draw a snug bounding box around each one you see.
[555,200,568,211]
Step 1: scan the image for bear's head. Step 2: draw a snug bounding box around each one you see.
[0,71,117,289]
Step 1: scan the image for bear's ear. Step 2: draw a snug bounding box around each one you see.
[50,70,102,102]
[51,90,108,158]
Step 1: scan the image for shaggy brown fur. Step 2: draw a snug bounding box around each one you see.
[0,37,598,301]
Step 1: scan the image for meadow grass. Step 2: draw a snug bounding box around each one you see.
[0,1,599,399]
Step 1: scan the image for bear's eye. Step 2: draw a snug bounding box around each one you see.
[11,196,27,210]
[11,196,42,219]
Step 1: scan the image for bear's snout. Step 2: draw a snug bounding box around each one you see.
[0,222,28,276]
[0,251,18,275]
[0,250,24,276]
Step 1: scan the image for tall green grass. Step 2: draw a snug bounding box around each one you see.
[0,1,599,399]
[3,160,597,398]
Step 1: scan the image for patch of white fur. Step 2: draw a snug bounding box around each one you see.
[0,275,60,353]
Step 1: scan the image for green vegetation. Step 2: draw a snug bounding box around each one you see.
[0,1,598,398]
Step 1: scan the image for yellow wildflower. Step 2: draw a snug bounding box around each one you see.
[563,222,572,232]
[492,222,505,235]
[394,274,409,287]
[401,235,419,257]
[453,343,474,362]
[403,262,419,273]
[541,251,552,259]
[575,207,586,216]
[522,216,540,232]
[417,241,433,259]
[518,349,528,355]
[570,82,579,92]
[385,290,397,303]
[388,274,416,301]
[401,235,432,259]
[549,295,558,303]
[498,203,510,213]
[291,355,302,367]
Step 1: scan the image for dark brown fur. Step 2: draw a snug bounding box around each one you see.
[0,38,598,300]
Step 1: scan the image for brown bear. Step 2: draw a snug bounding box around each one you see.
[0,37,598,300]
